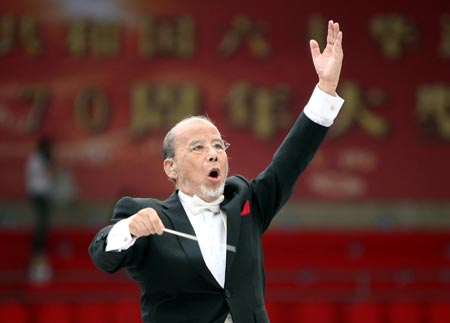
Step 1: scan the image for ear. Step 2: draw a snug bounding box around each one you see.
[163,158,177,181]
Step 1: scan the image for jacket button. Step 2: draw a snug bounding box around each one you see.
[225,289,231,298]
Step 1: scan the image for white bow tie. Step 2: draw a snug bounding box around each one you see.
[188,195,224,215]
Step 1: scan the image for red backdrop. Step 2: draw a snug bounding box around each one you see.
[0,0,449,201]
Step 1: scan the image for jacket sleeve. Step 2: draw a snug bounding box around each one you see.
[88,197,149,274]
[250,112,328,232]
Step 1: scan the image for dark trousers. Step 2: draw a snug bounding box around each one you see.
[30,195,51,255]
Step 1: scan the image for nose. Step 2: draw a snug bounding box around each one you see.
[207,147,219,162]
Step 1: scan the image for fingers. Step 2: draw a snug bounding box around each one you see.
[309,39,320,60]
[129,208,165,238]
[311,20,342,53]
[326,20,334,45]
[326,20,341,47]
[336,30,343,46]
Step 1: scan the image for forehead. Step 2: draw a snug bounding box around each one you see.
[173,118,222,145]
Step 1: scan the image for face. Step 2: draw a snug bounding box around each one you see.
[165,119,229,202]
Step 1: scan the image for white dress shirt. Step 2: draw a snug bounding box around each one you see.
[105,85,344,323]
[26,152,52,197]
[178,191,227,287]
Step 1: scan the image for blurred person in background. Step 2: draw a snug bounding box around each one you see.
[26,136,55,283]
[90,20,344,323]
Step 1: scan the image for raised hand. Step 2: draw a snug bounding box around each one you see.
[309,20,344,95]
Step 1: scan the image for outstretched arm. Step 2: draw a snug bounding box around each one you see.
[251,21,345,230]
[310,20,344,95]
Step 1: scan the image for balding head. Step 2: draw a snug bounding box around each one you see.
[162,115,215,160]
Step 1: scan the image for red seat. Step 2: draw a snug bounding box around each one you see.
[0,302,28,323]
[265,301,285,323]
[427,301,450,323]
[34,302,72,323]
[111,301,141,323]
[344,301,384,323]
[386,301,424,323]
[77,302,110,323]
[295,301,338,323]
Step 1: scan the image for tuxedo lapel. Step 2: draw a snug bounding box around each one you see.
[161,192,220,288]
[221,198,241,280]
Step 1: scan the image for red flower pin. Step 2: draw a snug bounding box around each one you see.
[240,200,250,216]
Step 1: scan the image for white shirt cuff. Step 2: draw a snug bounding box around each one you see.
[303,85,345,127]
[105,218,137,252]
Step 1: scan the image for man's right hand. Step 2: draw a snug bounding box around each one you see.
[128,208,165,237]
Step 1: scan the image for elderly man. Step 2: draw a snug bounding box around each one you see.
[89,20,344,323]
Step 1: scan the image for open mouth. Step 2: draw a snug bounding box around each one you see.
[208,168,221,181]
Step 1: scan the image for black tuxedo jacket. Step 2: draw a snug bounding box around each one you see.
[89,113,328,323]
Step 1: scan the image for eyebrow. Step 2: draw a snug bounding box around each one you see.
[188,139,204,146]
[188,138,223,145]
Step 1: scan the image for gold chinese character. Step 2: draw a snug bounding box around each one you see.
[140,16,195,59]
[0,14,14,55]
[67,20,120,57]
[218,15,270,58]
[0,14,42,55]
[370,15,418,59]
[130,83,200,138]
[67,20,87,57]
[329,81,390,139]
[416,84,450,140]
[440,14,450,59]
[20,15,42,55]
[226,82,292,140]
[91,22,120,57]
